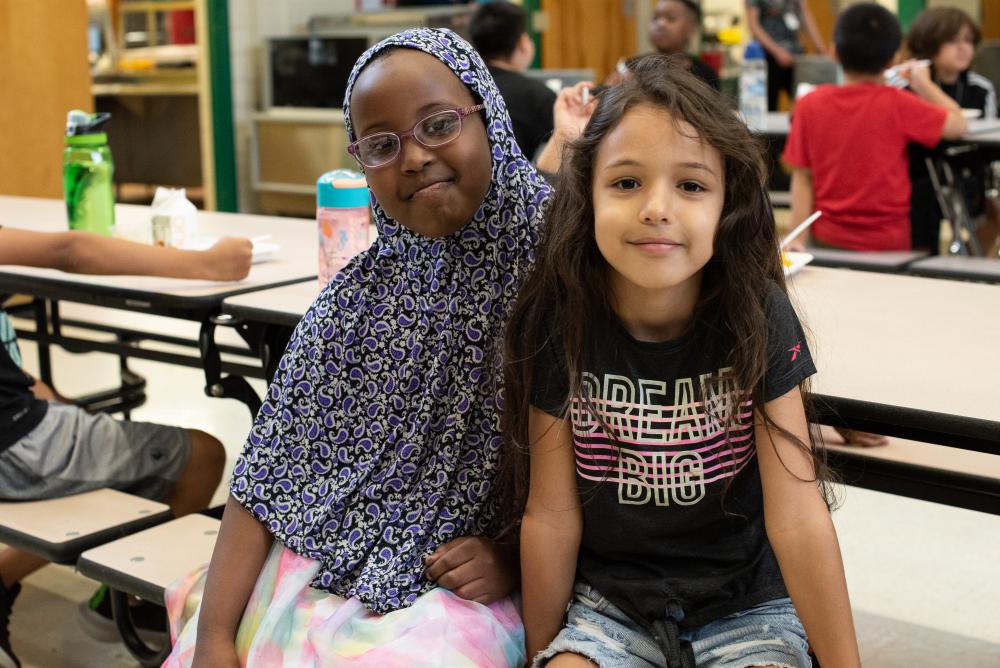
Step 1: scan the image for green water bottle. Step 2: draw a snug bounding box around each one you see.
[64,110,115,235]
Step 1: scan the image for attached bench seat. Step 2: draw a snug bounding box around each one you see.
[77,513,219,605]
[75,513,220,667]
[0,489,171,564]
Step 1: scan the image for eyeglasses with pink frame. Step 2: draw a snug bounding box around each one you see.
[347,104,486,169]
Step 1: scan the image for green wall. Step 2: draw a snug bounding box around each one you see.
[898,0,925,31]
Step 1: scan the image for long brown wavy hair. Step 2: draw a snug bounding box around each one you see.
[494,55,834,536]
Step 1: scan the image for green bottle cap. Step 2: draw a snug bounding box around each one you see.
[66,133,108,147]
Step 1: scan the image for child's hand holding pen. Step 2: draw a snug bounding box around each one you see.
[555,82,599,139]
[884,59,930,88]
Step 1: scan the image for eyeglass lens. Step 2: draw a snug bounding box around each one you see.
[355,109,463,167]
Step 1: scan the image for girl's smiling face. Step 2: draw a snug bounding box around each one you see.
[349,50,493,238]
[592,104,723,327]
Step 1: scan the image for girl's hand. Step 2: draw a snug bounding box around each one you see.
[424,536,517,604]
[553,82,598,142]
[773,45,795,68]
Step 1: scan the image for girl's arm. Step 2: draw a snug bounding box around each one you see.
[0,227,252,281]
[799,1,828,55]
[192,496,274,667]
[756,387,860,668]
[536,82,596,174]
[521,407,583,661]
[906,65,968,139]
[745,3,794,67]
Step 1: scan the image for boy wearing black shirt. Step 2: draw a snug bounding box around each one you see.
[469,1,557,160]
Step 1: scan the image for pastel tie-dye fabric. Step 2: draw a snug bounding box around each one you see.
[162,544,525,667]
[229,27,551,613]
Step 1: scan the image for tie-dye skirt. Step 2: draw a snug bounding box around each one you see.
[161,542,525,667]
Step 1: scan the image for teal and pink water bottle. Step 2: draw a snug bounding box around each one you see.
[317,169,370,286]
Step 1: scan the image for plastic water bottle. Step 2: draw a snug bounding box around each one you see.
[317,169,370,286]
[63,110,115,235]
[739,41,768,132]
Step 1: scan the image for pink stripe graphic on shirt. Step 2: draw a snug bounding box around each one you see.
[570,406,754,426]
[575,437,753,464]
[577,451,755,487]
[572,424,753,449]
[570,370,756,506]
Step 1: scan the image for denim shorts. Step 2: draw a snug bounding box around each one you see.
[532,583,810,668]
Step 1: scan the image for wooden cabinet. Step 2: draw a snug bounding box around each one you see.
[540,0,637,82]
[0,1,92,199]
[250,109,355,217]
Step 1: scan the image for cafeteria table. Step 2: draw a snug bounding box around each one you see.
[225,266,1000,513]
[221,280,321,379]
[0,195,317,414]
[790,266,1000,513]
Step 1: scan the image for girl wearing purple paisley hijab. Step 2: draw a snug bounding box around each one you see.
[159,29,589,668]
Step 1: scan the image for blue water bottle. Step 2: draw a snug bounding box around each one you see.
[739,41,768,131]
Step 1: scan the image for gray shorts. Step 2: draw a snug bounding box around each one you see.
[533,583,810,668]
[0,402,191,503]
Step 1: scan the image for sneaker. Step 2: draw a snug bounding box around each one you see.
[77,585,168,645]
[0,578,21,668]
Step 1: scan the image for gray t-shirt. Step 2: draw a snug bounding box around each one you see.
[749,0,804,54]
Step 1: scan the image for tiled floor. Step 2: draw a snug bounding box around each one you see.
[5,305,1000,667]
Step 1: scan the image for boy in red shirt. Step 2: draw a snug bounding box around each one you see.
[784,2,967,251]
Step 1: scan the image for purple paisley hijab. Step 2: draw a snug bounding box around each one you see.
[230,28,552,612]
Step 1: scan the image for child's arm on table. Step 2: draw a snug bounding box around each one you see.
[0,227,252,281]
[757,387,861,668]
[906,63,968,139]
[521,407,583,662]
[787,168,814,252]
[192,496,274,668]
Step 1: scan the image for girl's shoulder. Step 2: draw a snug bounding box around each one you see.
[762,281,801,323]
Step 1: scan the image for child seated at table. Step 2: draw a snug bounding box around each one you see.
[906,6,999,254]
[0,227,251,668]
[784,2,968,252]
[469,1,557,161]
